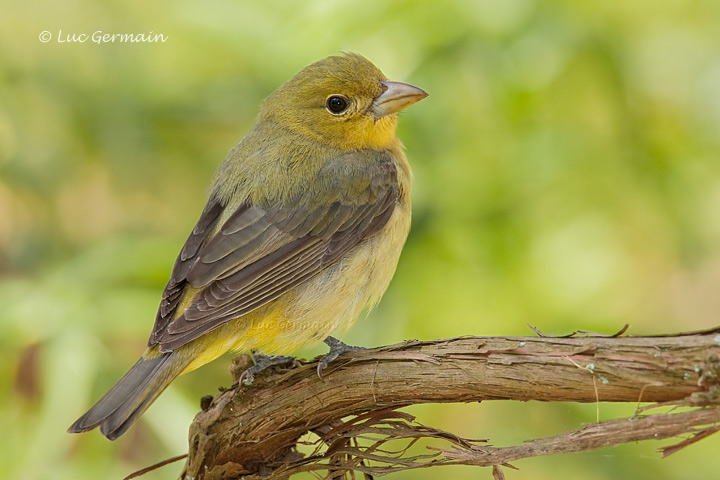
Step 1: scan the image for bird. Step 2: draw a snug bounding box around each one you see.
[67,52,427,440]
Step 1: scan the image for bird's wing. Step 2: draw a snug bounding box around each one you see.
[149,156,398,352]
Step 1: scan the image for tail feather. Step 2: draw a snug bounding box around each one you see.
[68,352,192,440]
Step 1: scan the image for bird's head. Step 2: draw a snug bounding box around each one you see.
[261,53,427,151]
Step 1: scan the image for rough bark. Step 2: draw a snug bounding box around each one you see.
[179,329,720,479]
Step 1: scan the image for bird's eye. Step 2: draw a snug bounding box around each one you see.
[326,95,349,114]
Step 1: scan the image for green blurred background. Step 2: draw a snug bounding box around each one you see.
[2,0,720,478]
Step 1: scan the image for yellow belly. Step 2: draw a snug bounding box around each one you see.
[179,199,411,375]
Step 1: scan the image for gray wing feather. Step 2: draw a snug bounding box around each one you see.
[149,153,398,352]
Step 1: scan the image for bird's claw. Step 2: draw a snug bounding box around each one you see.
[239,353,298,386]
[317,336,366,378]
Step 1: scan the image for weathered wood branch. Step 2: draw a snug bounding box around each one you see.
[180,331,720,479]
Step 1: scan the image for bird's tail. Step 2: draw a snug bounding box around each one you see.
[68,351,193,440]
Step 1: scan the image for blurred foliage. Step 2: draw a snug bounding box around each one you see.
[2,0,720,479]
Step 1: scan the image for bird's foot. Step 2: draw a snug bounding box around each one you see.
[239,353,298,386]
[317,336,366,378]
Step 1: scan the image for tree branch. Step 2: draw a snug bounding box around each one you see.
[180,331,720,479]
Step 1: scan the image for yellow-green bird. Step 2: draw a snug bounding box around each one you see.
[68,53,427,440]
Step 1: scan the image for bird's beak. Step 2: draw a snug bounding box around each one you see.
[372,80,428,118]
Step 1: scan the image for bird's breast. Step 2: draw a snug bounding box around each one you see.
[227,198,411,355]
